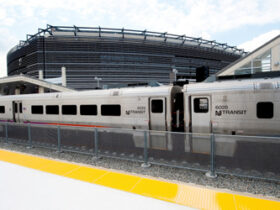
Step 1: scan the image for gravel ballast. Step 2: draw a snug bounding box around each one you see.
[0,141,279,199]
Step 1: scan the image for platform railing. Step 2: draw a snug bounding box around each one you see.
[0,122,279,182]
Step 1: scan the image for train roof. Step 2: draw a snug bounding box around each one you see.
[183,77,280,93]
[0,85,179,100]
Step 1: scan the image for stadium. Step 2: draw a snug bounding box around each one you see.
[7,25,245,90]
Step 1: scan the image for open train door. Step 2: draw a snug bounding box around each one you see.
[149,97,168,150]
[12,101,23,123]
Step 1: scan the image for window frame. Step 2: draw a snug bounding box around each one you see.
[31,105,44,115]
[0,106,5,114]
[19,103,23,113]
[46,105,60,115]
[194,97,209,113]
[256,102,274,119]
[101,104,121,116]
[14,103,18,113]
[62,105,77,115]
[151,99,164,113]
[80,104,98,116]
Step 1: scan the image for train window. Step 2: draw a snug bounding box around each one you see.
[257,102,273,119]
[19,103,22,113]
[0,106,5,113]
[151,100,163,113]
[101,105,121,116]
[14,103,18,113]
[46,105,59,115]
[80,105,97,115]
[194,98,208,113]
[31,105,43,114]
[62,105,77,115]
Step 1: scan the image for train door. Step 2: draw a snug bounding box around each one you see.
[12,101,23,123]
[149,97,167,150]
[191,96,211,133]
[149,97,166,131]
[172,92,184,132]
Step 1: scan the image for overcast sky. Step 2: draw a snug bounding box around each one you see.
[0,0,279,77]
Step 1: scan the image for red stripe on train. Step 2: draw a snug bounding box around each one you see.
[24,121,109,128]
[48,123,108,128]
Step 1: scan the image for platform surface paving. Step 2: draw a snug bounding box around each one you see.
[0,149,279,210]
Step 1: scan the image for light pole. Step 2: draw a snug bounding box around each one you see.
[94,76,102,88]
[172,68,178,82]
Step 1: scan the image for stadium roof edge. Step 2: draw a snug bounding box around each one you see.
[9,24,246,56]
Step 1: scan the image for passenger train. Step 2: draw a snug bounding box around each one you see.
[0,77,279,157]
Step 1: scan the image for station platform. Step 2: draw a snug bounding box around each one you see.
[0,148,279,210]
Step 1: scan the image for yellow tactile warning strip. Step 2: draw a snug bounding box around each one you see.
[0,149,279,210]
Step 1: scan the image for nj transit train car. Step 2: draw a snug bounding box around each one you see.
[0,85,182,131]
[183,77,280,136]
[2,78,278,136]
[0,78,279,157]
[0,85,183,152]
[183,77,280,156]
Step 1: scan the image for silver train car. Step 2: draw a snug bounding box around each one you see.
[183,77,280,156]
[184,77,280,136]
[0,85,182,131]
[0,85,183,152]
[0,77,279,158]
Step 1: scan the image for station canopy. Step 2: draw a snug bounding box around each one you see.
[0,75,75,95]
[217,34,280,79]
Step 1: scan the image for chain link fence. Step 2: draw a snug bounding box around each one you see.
[0,122,279,181]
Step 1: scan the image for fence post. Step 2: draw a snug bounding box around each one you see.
[206,133,217,178]
[92,128,100,160]
[57,125,61,153]
[5,122,8,143]
[27,123,32,148]
[188,132,193,152]
[141,130,151,168]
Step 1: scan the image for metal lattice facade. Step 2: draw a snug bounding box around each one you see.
[7,25,245,90]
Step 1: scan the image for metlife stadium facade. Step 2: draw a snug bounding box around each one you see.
[7,25,245,90]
